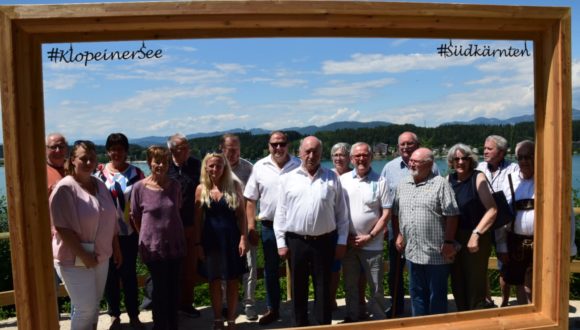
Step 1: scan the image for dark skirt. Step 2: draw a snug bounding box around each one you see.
[199,197,247,281]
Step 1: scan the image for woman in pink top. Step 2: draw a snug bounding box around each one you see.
[50,140,120,330]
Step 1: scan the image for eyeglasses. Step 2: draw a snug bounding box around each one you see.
[332,153,348,158]
[269,142,288,148]
[453,156,470,162]
[516,155,533,161]
[399,142,417,148]
[353,153,370,159]
[408,158,428,165]
[46,143,67,151]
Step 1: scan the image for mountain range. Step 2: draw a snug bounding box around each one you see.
[126,109,580,147]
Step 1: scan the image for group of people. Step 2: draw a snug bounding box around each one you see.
[44,129,575,330]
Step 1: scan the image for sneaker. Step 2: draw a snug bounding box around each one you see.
[258,309,279,326]
[180,305,201,318]
[245,305,258,321]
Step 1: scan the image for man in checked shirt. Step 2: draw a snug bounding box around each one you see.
[393,147,460,316]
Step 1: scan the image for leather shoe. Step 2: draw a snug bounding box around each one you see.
[129,317,144,330]
[109,316,121,330]
[258,309,279,326]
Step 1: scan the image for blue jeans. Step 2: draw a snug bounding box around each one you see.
[261,223,281,311]
[407,262,450,316]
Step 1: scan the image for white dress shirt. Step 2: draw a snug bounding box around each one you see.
[243,155,301,221]
[274,166,349,249]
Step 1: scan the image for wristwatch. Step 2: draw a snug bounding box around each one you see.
[472,230,482,236]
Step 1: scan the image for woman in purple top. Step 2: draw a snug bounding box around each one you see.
[131,146,186,330]
[50,140,120,330]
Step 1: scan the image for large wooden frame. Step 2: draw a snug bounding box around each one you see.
[0,1,572,329]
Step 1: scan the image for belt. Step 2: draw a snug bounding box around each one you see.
[287,230,336,241]
[515,199,534,211]
[261,220,273,228]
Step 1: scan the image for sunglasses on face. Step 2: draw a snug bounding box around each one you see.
[269,142,288,148]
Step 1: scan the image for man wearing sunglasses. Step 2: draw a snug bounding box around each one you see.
[244,131,300,325]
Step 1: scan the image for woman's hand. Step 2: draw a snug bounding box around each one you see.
[467,233,480,253]
[80,251,98,268]
[239,235,248,256]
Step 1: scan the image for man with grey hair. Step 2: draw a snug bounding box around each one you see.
[476,135,518,307]
[46,132,68,319]
[46,132,69,196]
[394,147,459,316]
[340,142,390,322]
[166,133,202,317]
[274,136,349,326]
[380,131,438,318]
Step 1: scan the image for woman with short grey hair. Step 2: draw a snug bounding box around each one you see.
[330,142,352,176]
[447,143,498,311]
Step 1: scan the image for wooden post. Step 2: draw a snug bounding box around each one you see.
[0,9,59,330]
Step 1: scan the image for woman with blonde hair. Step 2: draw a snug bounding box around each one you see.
[194,152,248,330]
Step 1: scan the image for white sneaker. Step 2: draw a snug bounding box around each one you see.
[245,305,258,321]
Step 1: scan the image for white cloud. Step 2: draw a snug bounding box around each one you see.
[314,78,395,97]
[106,67,224,84]
[214,63,251,74]
[44,73,86,90]
[270,79,308,88]
[573,59,580,89]
[308,107,357,124]
[322,53,478,74]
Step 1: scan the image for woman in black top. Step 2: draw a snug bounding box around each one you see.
[447,143,497,311]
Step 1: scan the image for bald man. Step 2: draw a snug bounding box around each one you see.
[274,136,349,326]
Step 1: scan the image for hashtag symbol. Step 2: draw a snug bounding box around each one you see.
[437,43,449,57]
[47,48,60,63]
[437,40,453,57]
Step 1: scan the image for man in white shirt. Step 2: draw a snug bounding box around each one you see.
[243,131,301,325]
[476,135,519,307]
[274,136,349,326]
[340,142,390,323]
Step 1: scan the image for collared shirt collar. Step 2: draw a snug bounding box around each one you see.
[399,157,409,170]
[406,172,434,186]
[297,164,322,178]
[351,167,373,180]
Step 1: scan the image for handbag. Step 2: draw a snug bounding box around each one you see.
[484,174,515,230]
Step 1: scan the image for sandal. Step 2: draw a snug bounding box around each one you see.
[213,319,224,330]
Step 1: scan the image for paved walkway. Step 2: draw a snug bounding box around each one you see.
[2,296,580,329]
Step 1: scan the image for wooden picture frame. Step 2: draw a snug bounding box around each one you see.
[0,1,572,329]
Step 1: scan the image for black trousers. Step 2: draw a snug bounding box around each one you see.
[105,232,139,318]
[287,231,336,327]
[146,258,182,330]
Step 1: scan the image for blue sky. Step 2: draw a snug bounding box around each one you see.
[1,0,578,142]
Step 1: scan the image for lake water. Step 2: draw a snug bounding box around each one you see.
[1,155,580,195]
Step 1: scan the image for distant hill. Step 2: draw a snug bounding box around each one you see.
[444,109,580,125]
[129,121,392,146]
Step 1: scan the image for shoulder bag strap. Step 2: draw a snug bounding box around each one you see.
[507,173,517,232]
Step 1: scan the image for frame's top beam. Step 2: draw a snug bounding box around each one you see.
[0,1,570,43]
[0,1,570,20]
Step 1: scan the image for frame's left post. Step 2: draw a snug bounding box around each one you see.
[0,10,59,330]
